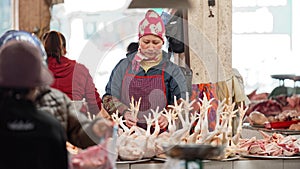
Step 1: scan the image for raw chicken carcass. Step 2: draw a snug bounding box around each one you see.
[155,132,171,155]
[118,131,146,161]
[289,123,300,130]
[143,107,162,158]
[249,111,268,125]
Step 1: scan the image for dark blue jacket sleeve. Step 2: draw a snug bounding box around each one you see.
[165,62,188,104]
[104,58,128,99]
[102,58,130,115]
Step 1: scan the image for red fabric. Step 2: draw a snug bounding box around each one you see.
[190,83,218,132]
[198,83,218,131]
[47,56,102,115]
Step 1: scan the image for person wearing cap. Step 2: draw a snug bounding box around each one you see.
[103,10,187,130]
[0,30,113,149]
[0,41,68,169]
[43,30,103,116]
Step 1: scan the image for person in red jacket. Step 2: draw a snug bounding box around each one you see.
[43,30,102,115]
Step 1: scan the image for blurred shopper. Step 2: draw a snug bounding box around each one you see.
[0,30,113,149]
[43,30,102,116]
[103,10,187,130]
[0,41,68,169]
[126,42,138,55]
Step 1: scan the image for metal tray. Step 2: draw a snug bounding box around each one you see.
[152,157,167,162]
[243,123,300,135]
[116,158,151,164]
[163,144,224,160]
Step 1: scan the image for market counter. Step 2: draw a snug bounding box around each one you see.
[116,158,300,169]
[117,161,163,169]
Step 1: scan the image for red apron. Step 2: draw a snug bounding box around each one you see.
[121,64,167,129]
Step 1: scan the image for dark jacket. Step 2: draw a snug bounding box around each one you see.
[48,56,102,115]
[36,86,103,148]
[0,98,68,169]
[103,51,187,115]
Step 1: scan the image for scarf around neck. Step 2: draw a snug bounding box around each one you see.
[131,49,162,72]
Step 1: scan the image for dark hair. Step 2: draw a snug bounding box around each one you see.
[57,32,67,55]
[43,31,64,64]
[59,32,66,49]
[127,42,138,54]
[42,32,49,41]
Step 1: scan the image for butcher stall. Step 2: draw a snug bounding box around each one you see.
[68,91,300,169]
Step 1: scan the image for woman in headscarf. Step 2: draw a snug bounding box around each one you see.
[103,10,187,131]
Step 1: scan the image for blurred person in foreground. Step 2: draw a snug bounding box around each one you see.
[103,10,187,130]
[0,30,113,149]
[0,41,68,169]
[43,30,103,116]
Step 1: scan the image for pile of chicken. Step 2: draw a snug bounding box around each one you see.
[110,93,251,161]
[238,130,300,156]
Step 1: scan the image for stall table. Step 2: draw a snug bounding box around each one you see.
[116,158,300,169]
[116,125,300,169]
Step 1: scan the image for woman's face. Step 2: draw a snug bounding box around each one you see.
[139,35,163,59]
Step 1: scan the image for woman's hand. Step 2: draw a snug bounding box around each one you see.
[123,111,137,128]
[157,115,168,129]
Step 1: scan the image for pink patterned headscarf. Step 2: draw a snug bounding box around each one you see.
[138,10,165,42]
[132,10,165,72]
